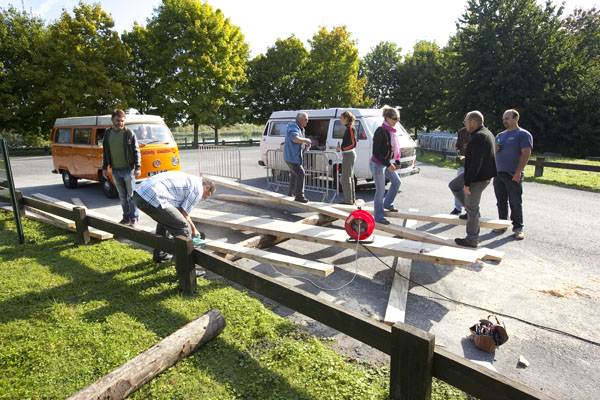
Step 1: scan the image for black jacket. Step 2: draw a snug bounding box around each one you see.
[372,127,393,167]
[341,125,356,151]
[463,125,497,186]
[102,127,141,171]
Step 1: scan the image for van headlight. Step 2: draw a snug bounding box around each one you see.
[172,156,180,166]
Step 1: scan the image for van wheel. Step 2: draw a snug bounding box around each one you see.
[102,178,119,199]
[62,170,78,189]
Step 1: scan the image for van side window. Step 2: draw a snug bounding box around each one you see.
[55,128,72,144]
[95,128,106,146]
[332,121,365,140]
[73,128,92,145]
[269,122,289,136]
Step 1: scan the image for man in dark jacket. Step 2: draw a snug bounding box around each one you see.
[448,111,497,247]
[102,109,142,226]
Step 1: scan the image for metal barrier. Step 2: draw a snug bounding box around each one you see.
[266,149,341,202]
[418,132,457,152]
[197,145,242,181]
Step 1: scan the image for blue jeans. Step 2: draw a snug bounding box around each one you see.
[112,168,138,222]
[370,161,401,222]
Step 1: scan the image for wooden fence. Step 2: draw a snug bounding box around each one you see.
[9,192,552,400]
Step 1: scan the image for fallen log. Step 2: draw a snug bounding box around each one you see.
[67,309,225,400]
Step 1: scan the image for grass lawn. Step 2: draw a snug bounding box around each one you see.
[0,212,471,399]
[416,150,600,192]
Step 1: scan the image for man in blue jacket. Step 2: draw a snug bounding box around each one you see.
[284,112,312,203]
[449,111,497,248]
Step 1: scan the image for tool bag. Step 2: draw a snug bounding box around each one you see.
[469,315,509,353]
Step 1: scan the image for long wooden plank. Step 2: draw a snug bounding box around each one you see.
[332,203,511,229]
[190,209,481,266]
[205,176,503,262]
[384,209,417,326]
[202,240,334,276]
[31,194,113,240]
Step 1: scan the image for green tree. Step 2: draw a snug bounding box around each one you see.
[360,41,402,108]
[32,2,132,133]
[145,0,249,146]
[445,0,568,147]
[393,40,444,133]
[246,36,308,124]
[300,26,370,108]
[122,24,154,114]
[0,6,46,144]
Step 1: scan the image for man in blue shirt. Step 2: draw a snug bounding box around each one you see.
[493,109,533,240]
[133,171,215,263]
[284,112,312,203]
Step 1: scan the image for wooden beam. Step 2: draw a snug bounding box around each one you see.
[205,176,503,262]
[384,209,417,326]
[190,209,481,266]
[332,203,512,230]
[66,309,225,400]
[203,239,334,276]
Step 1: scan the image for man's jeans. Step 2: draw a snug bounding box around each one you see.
[112,168,139,222]
[454,166,464,211]
[493,172,524,231]
[286,162,306,199]
[449,173,489,244]
[370,161,401,222]
[133,193,191,259]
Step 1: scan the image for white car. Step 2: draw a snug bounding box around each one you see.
[258,108,419,185]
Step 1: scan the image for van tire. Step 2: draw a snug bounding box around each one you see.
[102,177,119,199]
[62,170,78,189]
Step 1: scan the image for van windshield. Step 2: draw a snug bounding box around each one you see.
[128,123,175,145]
[363,117,410,136]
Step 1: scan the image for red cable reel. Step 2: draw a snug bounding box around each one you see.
[345,209,375,243]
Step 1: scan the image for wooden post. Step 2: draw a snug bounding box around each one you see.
[534,156,545,177]
[66,309,226,400]
[390,322,435,400]
[73,206,90,245]
[174,235,196,294]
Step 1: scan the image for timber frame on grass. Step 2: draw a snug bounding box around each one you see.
[10,192,552,400]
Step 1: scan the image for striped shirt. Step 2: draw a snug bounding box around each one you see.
[134,171,203,214]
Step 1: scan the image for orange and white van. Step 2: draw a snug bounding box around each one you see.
[51,114,181,198]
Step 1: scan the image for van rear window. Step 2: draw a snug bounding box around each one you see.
[55,129,72,144]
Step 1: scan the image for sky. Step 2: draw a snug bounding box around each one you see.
[2,0,599,57]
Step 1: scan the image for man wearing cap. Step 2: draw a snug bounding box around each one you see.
[133,171,215,263]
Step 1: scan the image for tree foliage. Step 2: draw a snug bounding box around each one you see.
[144,0,249,145]
[360,41,402,108]
[393,40,444,133]
[301,26,370,109]
[246,36,308,124]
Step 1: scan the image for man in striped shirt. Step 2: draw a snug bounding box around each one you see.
[133,171,215,263]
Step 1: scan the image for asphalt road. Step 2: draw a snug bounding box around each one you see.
[9,147,600,400]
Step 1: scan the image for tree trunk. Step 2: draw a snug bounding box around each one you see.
[193,123,199,149]
[66,309,225,400]
[214,126,219,145]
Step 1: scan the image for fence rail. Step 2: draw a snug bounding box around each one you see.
[4,192,552,400]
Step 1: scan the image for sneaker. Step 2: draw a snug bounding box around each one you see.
[450,208,462,215]
[459,213,468,220]
[295,197,309,203]
[129,219,138,227]
[119,218,130,225]
[492,227,507,234]
[514,231,525,240]
[455,237,478,248]
[195,268,206,278]
[153,252,173,263]
[376,218,391,225]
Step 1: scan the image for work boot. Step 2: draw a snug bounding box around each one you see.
[450,208,461,215]
[514,230,525,240]
[455,237,478,248]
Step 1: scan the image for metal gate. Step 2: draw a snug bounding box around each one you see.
[266,149,341,202]
[197,145,242,181]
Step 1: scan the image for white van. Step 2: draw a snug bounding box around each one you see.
[258,108,419,184]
